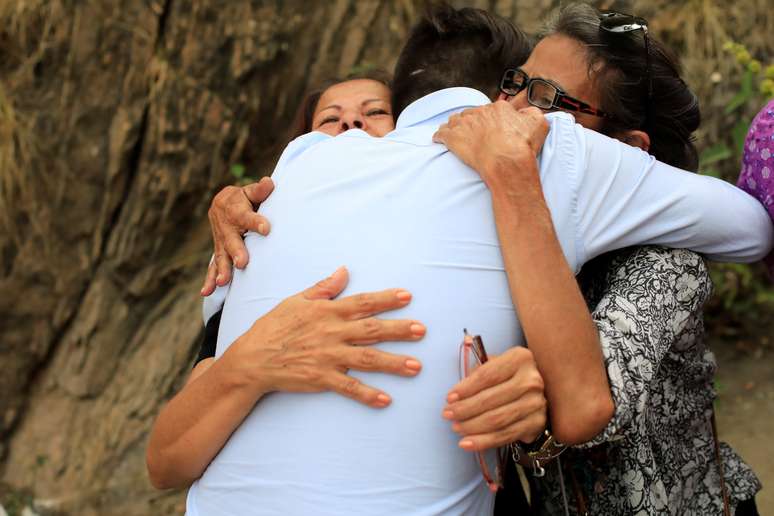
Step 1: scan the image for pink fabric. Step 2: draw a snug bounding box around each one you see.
[737,99,774,276]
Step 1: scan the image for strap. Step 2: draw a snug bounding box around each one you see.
[567,463,589,516]
[711,409,732,516]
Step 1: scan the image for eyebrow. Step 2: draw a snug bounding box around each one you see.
[542,77,566,92]
[526,70,566,93]
[317,98,388,113]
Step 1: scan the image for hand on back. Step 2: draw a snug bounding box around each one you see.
[433,102,549,192]
[201,177,275,296]
[219,267,426,408]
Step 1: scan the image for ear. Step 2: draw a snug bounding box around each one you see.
[496,92,510,102]
[618,130,651,152]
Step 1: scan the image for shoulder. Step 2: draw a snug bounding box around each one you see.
[273,131,333,176]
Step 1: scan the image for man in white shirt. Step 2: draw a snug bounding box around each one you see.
[182,6,773,516]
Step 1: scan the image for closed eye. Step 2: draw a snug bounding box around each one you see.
[366,109,390,117]
[319,116,339,126]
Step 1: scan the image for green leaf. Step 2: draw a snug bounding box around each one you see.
[725,69,754,114]
[699,144,732,167]
[731,117,752,156]
[230,163,245,179]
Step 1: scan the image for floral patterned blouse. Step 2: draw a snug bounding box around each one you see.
[531,246,761,515]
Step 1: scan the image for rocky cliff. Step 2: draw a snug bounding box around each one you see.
[0,0,771,514]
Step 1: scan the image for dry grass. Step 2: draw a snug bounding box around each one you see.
[0,0,61,240]
[0,81,36,239]
[640,0,774,171]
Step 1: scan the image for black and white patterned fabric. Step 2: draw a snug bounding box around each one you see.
[532,246,761,516]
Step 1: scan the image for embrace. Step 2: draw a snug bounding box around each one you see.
[146,3,773,515]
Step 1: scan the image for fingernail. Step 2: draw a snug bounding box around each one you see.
[452,423,461,432]
[405,359,421,371]
[216,274,223,284]
[447,392,460,403]
[410,323,426,336]
[376,393,391,404]
[459,439,474,450]
[442,410,454,420]
[258,223,266,235]
[234,256,243,268]
[396,290,412,302]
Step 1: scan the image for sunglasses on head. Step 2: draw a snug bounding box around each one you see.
[599,12,653,126]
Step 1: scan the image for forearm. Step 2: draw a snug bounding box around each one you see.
[146,352,265,489]
[486,158,613,445]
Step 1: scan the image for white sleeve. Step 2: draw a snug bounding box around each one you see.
[570,123,774,264]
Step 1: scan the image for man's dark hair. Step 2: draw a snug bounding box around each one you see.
[542,3,701,171]
[391,3,532,118]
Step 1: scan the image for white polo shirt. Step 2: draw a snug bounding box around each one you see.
[190,88,773,516]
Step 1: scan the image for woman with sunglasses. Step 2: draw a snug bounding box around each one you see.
[436,4,762,515]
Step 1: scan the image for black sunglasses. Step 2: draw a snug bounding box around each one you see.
[499,68,613,119]
[599,12,652,127]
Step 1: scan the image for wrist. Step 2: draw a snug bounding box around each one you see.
[217,343,270,400]
[488,177,552,231]
[482,151,542,200]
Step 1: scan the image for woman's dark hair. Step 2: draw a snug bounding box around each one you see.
[290,69,393,140]
[541,3,701,171]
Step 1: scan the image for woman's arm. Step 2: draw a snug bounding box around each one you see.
[435,103,613,445]
[146,267,426,489]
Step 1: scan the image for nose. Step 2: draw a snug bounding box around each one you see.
[340,112,364,132]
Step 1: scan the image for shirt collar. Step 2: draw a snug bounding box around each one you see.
[395,87,492,129]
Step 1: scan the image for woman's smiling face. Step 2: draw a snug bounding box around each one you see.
[311,79,394,137]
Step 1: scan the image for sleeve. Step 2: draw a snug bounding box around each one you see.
[194,308,222,367]
[571,124,774,265]
[578,246,712,447]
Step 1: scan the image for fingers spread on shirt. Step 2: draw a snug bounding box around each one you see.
[334,289,413,319]
[200,258,218,296]
[324,371,392,409]
[344,318,426,345]
[230,190,270,237]
[213,249,233,287]
[220,226,250,271]
[337,346,422,377]
[242,176,275,206]
[207,210,233,287]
